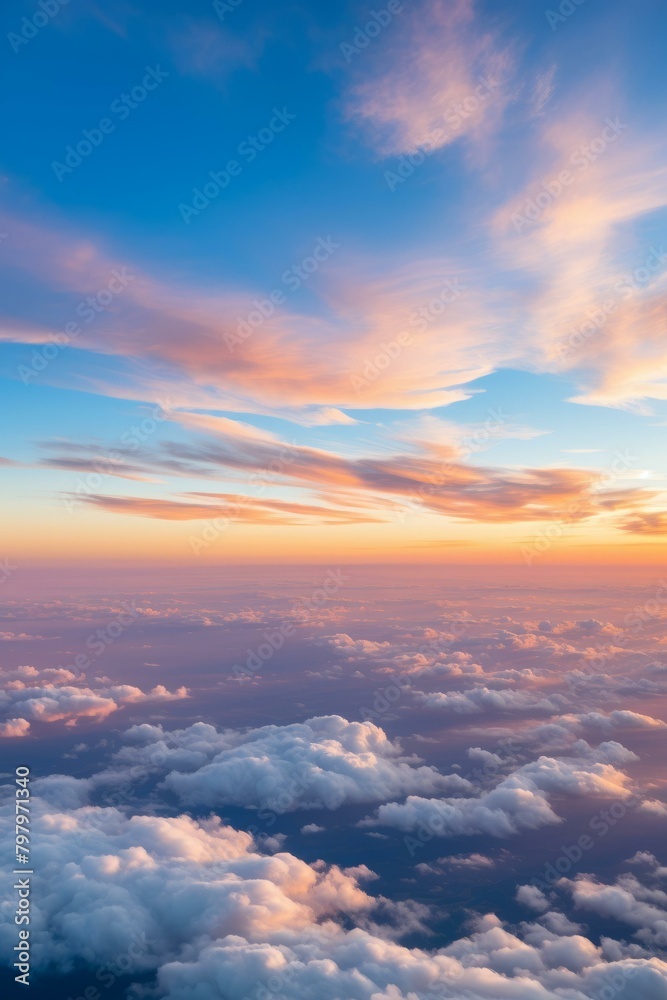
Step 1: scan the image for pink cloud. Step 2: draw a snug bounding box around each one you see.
[344,0,515,156]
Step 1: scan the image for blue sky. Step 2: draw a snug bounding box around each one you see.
[3,9,667,999]
[2,0,667,563]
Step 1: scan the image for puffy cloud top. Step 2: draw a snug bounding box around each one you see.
[87,715,470,813]
[361,743,639,839]
[2,797,667,1000]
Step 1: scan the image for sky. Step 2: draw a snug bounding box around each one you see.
[2,0,667,568]
[2,4,667,1000]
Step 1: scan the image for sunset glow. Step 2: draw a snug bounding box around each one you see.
[1,2,667,999]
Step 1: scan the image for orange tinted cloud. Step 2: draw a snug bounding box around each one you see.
[495,111,667,410]
[3,104,666,424]
[62,414,657,528]
[77,493,389,525]
[0,215,498,414]
[619,511,667,535]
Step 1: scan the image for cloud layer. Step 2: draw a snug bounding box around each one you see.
[0,663,188,736]
[2,796,666,1000]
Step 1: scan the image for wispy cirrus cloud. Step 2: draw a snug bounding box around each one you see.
[494,108,667,411]
[619,511,667,535]
[76,493,388,526]
[56,412,658,527]
[344,0,516,157]
[0,213,497,415]
[3,177,666,424]
[162,17,265,80]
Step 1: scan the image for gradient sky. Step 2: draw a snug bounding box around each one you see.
[3,9,667,996]
[2,0,667,566]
